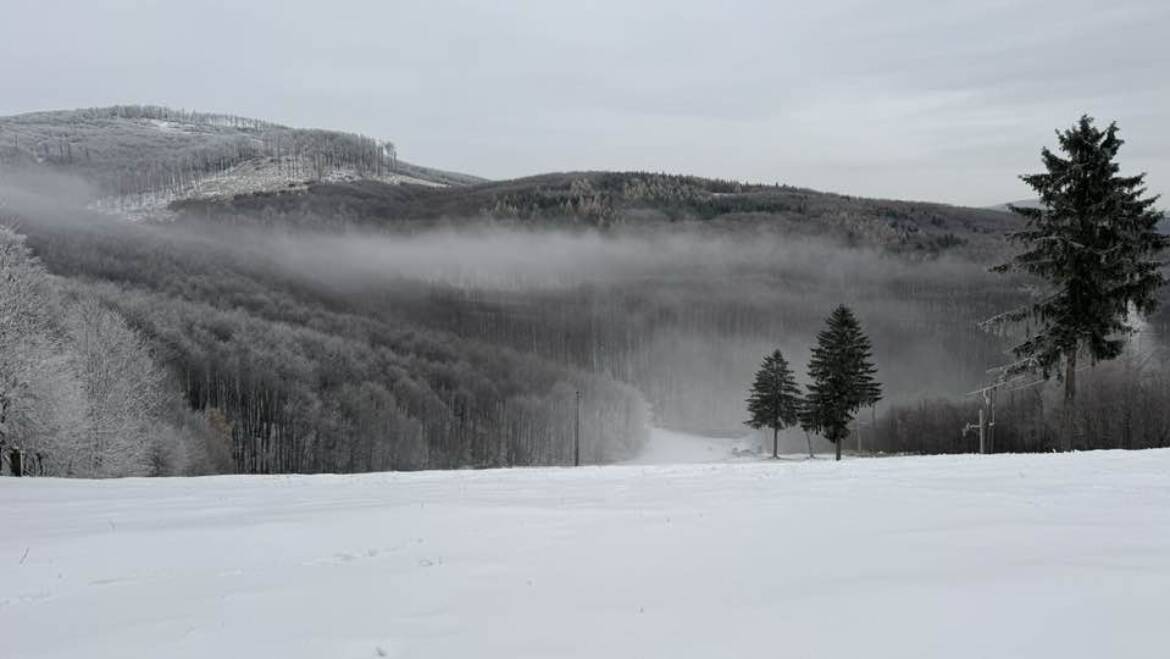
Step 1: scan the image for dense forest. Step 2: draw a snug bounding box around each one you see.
[164,172,1032,431]
[2,107,1168,476]
[7,215,649,475]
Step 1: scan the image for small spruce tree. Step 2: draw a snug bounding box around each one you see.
[745,349,802,458]
[993,115,1167,404]
[802,305,882,461]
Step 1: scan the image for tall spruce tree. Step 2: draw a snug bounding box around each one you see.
[745,349,802,458]
[994,116,1167,404]
[801,305,881,461]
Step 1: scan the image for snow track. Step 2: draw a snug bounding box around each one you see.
[3,450,1170,658]
[625,427,760,464]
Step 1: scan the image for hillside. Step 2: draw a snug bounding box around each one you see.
[0,105,483,217]
[4,447,1168,658]
[175,171,1017,255]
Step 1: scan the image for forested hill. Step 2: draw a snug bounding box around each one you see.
[0,105,1016,255]
[175,171,1017,256]
[0,105,483,202]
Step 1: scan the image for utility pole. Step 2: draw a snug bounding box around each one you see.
[985,387,996,453]
[854,405,877,455]
[978,408,986,454]
[574,390,581,467]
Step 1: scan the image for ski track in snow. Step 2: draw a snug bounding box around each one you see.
[2,445,1170,658]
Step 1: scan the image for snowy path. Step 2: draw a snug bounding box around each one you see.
[3,450,1170,658]
[623,427,760,464]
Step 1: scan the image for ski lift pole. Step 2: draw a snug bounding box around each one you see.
[574,390,581,467]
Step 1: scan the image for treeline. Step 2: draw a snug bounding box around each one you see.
[483,172,1001,253]
[14,218,649,475]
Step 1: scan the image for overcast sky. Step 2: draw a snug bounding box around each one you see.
[2,0,1168,206]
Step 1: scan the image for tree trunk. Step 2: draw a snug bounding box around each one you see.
[835,434,841,461]
[805,431,814,459]
[772,426,778,459]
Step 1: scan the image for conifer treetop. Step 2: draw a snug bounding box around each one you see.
[993,115,1167,384]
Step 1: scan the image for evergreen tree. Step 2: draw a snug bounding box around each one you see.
[745,349,802,458]
[801,305,881,461]
[994,116,1167,403]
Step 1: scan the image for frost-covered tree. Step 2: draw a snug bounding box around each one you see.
[0,225,195,476]
[0,227,87,473]
[68,297,169,477]
[993,116,1167,404]
[745,349,802,458]
[801,305,881,461]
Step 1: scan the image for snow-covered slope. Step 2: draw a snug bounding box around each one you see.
[89,156,444,222]
[3,449,1170,658]
[0,106,484,221]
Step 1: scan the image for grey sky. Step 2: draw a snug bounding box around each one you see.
[2,0,1168,206]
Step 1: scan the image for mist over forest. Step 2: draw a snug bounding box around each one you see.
[3,107,1169,476]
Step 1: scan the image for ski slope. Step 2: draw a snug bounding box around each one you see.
[3,447,1170,658]
[623,427,760,464]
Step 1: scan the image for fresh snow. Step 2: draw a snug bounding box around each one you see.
[3,444,1170,658]
[147,119,192,134]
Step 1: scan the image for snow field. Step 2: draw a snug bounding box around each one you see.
[3,445,1170,658]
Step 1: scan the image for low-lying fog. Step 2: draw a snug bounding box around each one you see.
[4,170,1020,441]
[210,224,1017,435]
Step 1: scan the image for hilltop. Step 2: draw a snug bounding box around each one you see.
[0,105,483,218]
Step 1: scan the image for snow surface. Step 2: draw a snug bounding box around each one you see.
[3,444,1170,658]
[624,426,760,464]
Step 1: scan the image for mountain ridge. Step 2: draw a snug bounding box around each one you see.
[171,170,1017,257]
